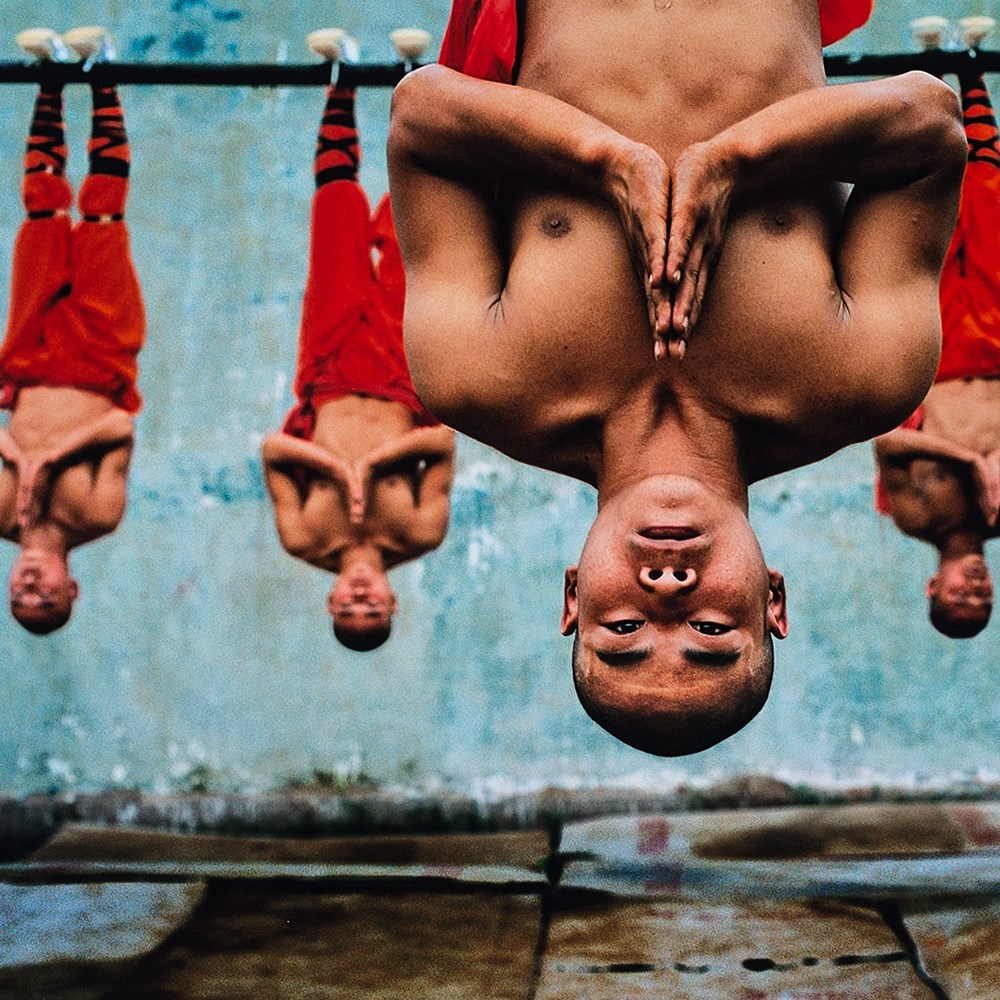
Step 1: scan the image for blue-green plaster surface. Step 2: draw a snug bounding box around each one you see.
[0,0,997,798]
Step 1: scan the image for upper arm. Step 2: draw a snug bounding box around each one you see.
[0,463,16,539]
[388,74,512,415]
[263,466,315,557]
[82,443,132,532]
[408,487,452,551]
[49,443,132,536]
[833,77,964,420]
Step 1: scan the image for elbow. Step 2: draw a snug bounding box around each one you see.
[895,72,966,175]
[390,64,446,160]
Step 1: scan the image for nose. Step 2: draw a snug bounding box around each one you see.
[639,565,698,594]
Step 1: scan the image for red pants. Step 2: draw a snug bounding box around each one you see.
[438,0,873,82]
[936,91,1000,382]
[0,170,144,412]
[282,180,438,438]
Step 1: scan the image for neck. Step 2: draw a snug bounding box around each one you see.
[20,523,69,560]
[340,541,386,574]
[938,529,986,561]
[596,393,749,511]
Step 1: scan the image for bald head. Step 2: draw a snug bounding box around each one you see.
[9,551,78,635]
[333,612,392,651]
[571,631,774,755]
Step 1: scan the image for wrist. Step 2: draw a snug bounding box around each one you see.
[702,130,747,194]
[601,134,651,208]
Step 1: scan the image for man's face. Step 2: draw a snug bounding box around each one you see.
[328,560,397,633]
[928,553,993,631]
[562,476,787,717]
[9,550,78,630]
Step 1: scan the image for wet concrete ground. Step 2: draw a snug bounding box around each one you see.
[1,800,999,998]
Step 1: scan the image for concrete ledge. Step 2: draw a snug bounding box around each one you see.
[2,778,1000,858]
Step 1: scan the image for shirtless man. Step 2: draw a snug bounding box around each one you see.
[387,0,965,753]
[874,73,1000,639]
[262,84,454,652]
[0,70,143,635]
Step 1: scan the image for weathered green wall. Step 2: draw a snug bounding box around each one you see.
[0,0,997,799]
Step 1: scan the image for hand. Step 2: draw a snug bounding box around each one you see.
[15,458,46,530]
[348,462,370,526]
[607,141,671,359]
[664,138,737,356]
[971,452,1000,528]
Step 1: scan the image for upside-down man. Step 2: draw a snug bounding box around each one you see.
[0,72,144,634]
[388,0,965,752]
[262,84,454,652]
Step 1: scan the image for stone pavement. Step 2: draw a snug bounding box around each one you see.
[1,801,998,999]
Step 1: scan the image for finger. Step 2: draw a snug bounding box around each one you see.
[670,263,700,337]
[688,265,710,332]
[672,231,710,335]
[665,211,693,291]
[647,232,667,291]
[667,318,688,360]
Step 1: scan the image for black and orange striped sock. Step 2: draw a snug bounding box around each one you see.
[959,74,1000,169]
[314,85,360,188]
[88,84,130,178]
[25,84,66,177]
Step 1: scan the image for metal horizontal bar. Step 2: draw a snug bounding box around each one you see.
[824,47,1000,76]
[0,60,411,88]
[0,49,996,87]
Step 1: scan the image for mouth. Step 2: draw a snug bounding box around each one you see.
[638,526,702,541]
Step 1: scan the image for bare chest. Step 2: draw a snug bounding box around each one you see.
[445,189,851,477]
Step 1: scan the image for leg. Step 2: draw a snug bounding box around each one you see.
[78,83,130,219]
[314,84,361,187]
[22,82,71,214]
[937,74,1000,381]
[1,86,73,379]
[293,88,374,400]
[70,86,144,410]
[958,73,1000,169]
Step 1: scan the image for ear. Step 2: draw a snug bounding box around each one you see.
[67,577,80,601]
[388,589,399,615]
[766,568,788,639]
[560,565,579,636]
[926,573,940,599]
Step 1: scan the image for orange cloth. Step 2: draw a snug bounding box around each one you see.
[817,0,873,47]
[282,180,438,439]
[0,171,144,413]
[936,84,1000,383]
[438,0,873,81]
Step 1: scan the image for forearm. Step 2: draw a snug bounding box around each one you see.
[43,410,134,467]
[366,426,456,470]
[711,73,964,201]
[390,64,636,204]
[0,426,25,468]
[261,433,347,481]
[874,427,976,466]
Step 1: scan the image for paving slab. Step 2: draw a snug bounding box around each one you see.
[14,823,549,886]
[559,805,1000,900]
[537,896,929,999]
[902,899,1000,1000]
[562,804,976,863]
[31,823,550,869]
[0,882,205,1000]
[104,888,541,1000]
